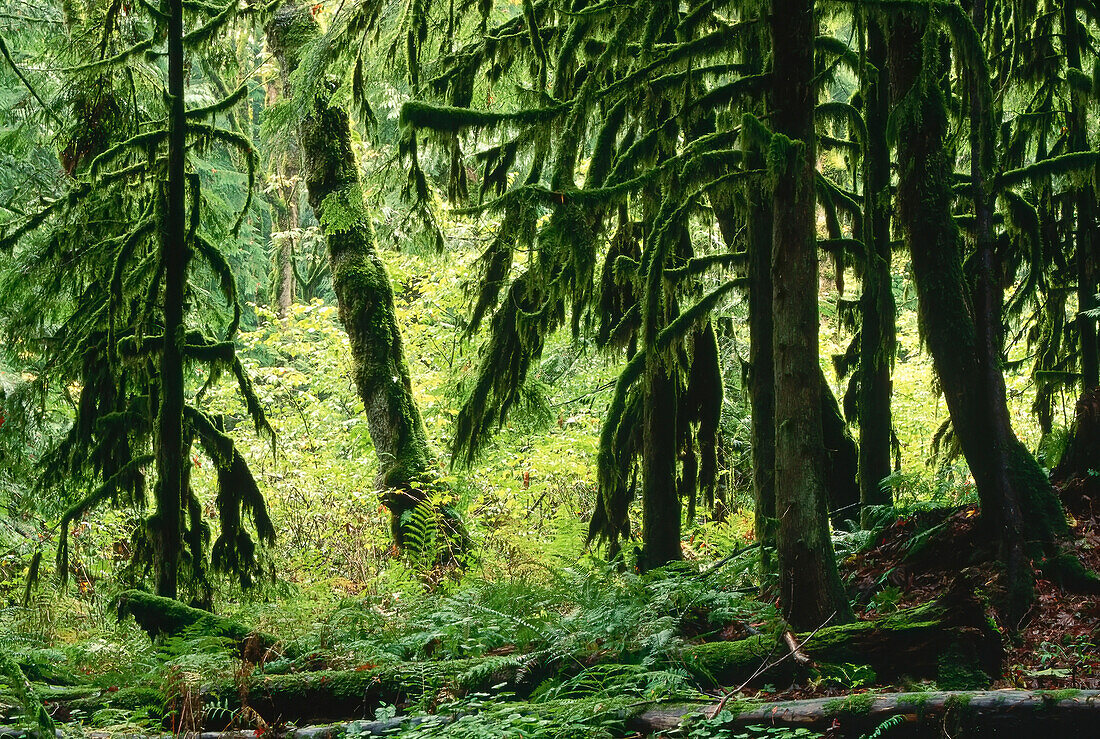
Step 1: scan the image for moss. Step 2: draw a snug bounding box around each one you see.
[62,686,165,719]
[682,634,786,686]
[936,645,993,691]
[896,692,930,710]
[943,693,972,711]
[115,589,255,641]
[823,693,875,715]
[1040,549,1100,590]
[1036,689,1082,704]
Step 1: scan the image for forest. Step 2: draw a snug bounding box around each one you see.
[0,0,1098,736]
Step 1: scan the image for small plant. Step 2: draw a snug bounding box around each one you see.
[1030,635,1097,686]
[686,712,820,738]
[809,662,877,690]
[862,714,905,739]
[867,586,903,615]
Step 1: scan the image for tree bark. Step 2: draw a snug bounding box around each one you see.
[857,16,895,525]
[639,356,683,569]
[888,15,1065,622]
[265,79,299,318]
[154,0,189,601]
[821,371,860,525]
[744,133,776,571]
[769,0,852,629]
[266,4,436,541]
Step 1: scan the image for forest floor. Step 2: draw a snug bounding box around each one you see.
[842,495,1100,694]
[4,495,1100,738]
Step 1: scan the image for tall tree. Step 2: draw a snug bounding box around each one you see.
[888,10,1066,619]
[769,0,852,628]
[391,0,747,568]
[856,13,896,524]
[0,0,274,602]
[266,3,441,546]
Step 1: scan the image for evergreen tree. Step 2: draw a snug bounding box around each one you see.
[855,10,896,524]
[0,0,274,602]
[887,7,1069,619]
[769,0,852,628]
[390,0,753,567]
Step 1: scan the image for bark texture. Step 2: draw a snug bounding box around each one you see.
[857,16,895,524]
[154,0,189,600]
[769,0,852,629]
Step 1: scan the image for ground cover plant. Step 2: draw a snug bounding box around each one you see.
[1,0,1100,737]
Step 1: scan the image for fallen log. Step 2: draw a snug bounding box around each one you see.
[199,654,544,727]
[116,591,253,641]
[19,690,1100,739]
[681,586,1001,689]
[114,591,282,658]
[629,690,1100,738]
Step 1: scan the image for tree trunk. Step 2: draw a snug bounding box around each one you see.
[769,0,852,629]
[857,16,895,525]
[154,0,190,601]
[628,691,1100,738]
[888,16,1065,621]
[744,134,776,571]
[821,371,860,526]
[276,200,297,317]
[639,356,682,569]
[266,4,435,540]
[1063,0,1099,390]
[265,78,299,318]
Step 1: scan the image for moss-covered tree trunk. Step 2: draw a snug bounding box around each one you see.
[267,4,435,541]
[735,10,777,575]
[1063,0,1099,390]
[857,16,895,525]
[889,16,1065,619]
[639,355,682,569]
[744,135,776,571]
[154,0,190,600]
[769,0,852,629]
[820,369,860,525]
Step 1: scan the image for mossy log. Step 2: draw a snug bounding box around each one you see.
[629,690,1100,738]
[681,588,1002,689]
[199,655,543,726]
[115,590,278,655]
[25,690,1100,738]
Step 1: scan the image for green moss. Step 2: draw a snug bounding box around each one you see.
[1036,689,1082,704]
[896,692,930,710]
[114,589,257,642]
[943,693,972,711]
[682,634,785,686]
[65,686,165,718]
[936,645,992,690]
[823,692,875,715]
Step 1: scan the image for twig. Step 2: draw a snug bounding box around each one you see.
[708,611,837,719]
[695,542,761,580]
